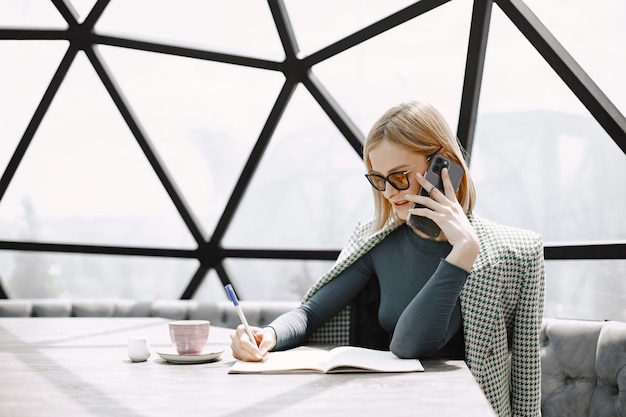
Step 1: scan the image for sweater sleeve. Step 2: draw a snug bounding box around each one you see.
[270,258,373,351]
[390,259,468,358]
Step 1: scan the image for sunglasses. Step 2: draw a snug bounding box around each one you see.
[365,155,434,192]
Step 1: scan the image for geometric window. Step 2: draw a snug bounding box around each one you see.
[1,1,625,322]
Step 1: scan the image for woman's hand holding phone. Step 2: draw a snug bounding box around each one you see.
[407,167,479,272]
[406,155,464,237]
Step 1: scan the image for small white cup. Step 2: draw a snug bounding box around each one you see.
[128,337,151,362]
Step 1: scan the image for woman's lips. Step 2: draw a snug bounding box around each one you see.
[393,200,410,208]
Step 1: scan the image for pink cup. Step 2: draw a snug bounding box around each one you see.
[168,320,210,355]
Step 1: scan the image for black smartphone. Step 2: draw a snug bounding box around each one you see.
[406,155,464,238]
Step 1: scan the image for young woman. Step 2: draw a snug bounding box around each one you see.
[230,101,545,417]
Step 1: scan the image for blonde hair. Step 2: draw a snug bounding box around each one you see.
[363,101,476,232]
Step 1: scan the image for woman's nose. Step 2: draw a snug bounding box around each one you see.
[383,182,399,199]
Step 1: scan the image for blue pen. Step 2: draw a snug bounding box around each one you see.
[225,284,258,346]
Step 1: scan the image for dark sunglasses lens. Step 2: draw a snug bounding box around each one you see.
[366,175,386,191]
[388,173,409,190]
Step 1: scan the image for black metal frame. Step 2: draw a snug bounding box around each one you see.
[0,0,624,299]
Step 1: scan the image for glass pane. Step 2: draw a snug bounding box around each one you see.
[0,250,197,298]
[477,4,618,116]
[0,41,68,173]
[545,260,626,321]
[224,259,334,301]
[98,45,285,238]
[312,0,472,135]
[284,0,416,56]
[223,85,372,249]
[95,0,284,60]
[0,51,196,248]
[524,0,626,117]
[0,0,67,28]
[68,0,97,23]
[189,269,228,302]
[472,5,626,242]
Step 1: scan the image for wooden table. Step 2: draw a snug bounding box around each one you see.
[0,317,497,417]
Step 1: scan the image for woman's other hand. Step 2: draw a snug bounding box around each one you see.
[229,325,276,362]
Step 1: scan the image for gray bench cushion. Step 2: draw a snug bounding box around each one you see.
[0,299,33,317]
[540,318,626,417]
[0,298,300,328]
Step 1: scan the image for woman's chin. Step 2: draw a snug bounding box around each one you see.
[394,208,409,222]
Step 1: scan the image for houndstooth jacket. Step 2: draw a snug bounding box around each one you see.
[302,214,545,417]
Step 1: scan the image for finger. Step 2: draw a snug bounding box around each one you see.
[231,326,263,361]
[414,172,434,196]
[238,328,263,360]
[252,328,266,346]
[409,203,442,221]
[440,167,456,199]
[233,340,262,361]
[406,195,439,213]
[406,173,439,209]
[258,338,271,354]
[230,332,245,360]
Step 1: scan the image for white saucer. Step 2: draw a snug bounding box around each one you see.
[157,348,225,364]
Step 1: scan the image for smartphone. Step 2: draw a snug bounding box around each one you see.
[406,155,465,238]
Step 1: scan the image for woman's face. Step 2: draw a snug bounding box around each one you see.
[368,140,432,221]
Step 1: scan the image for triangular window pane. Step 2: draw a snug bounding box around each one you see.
[96,0,284,60]
[223,85,372,249]
[284,0,416,56]
[0,1,67,28]
[312,0,472,135]
[524,0,626,117]
[67,0,97,23]
[0,41,68,173]
[0,51,196,248]
[98,45,285,238]
[472,5,626,243]
[188,269,228,302]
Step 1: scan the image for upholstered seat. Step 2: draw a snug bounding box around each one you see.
[0,298,300,327]
[540,318,626,417]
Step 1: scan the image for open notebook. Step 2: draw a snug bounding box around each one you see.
[228,346,424,374]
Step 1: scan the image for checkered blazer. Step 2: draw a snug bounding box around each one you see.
[303,214,545,417]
